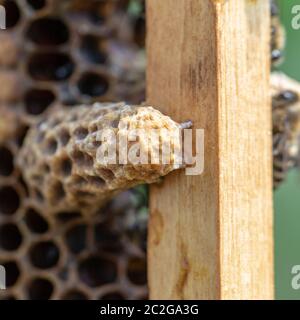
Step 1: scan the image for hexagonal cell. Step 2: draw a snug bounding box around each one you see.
[44,137,58,155]
[29,241,60,269]
[98,169,115,182]
[26,0,46,10]
[24,208,49,234]
[78,255,117,288]
[57,128,71,146]
[74,127,88,141]
[49,180,65,204]
[0,186,20,215]
[3,0,21,29]
[27,278,54,300]
[87,176,105,188]
[70,150,93,169]
[65,224,87,255]
[53,156,72,177]
[28,52,75,81]
[0,223,22,251]
[77,72,109,97]
[2,261,20,287]
[26,17,69,46]
[25,88,56,115]
[61,290,88,300]
[0,146,14,176]
[126,257,147,285]
[94,222,122,253]
[80,35,107,64]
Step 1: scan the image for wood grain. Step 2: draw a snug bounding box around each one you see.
[147,0,273,299]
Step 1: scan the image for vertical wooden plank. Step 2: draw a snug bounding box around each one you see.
[147,0,273,300]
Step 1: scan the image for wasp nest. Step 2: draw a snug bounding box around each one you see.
[272,73,300,188]
[18,102,188,212]
[0,0,148,300]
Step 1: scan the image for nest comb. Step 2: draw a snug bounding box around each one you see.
[0,0,148,300]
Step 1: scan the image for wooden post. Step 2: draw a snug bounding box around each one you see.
[147,0,273,299]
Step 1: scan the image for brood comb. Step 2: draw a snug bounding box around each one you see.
[0,0,148,300]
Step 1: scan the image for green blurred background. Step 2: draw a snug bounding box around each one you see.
[275,0,300,300]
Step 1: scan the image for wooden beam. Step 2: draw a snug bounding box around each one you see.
[147,0,273,300]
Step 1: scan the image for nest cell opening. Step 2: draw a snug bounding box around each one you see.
[49,180,66,204]
[71,150,93,169]
[78,255,117,288]
[0,146,14,176]
[74,127,89,141]
[26,17,69,46]
[80,35,108,64]
[0,186,20,215]
[77,73,109,97]
[24,208,49,234]
[87,176,105,188]
[57,128,71,146]
[2,261,20,287]
[3,1,21,29]
[54,156,72,177]
[28,52,74,81]
[65,224,86,255]
[94,223,122,253]
[0,223,22,251]
[25,89,55,115]
[29,241,60,269]
[44,137,58,155]
[27,278,54,300]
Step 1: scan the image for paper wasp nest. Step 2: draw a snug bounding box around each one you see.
[0,0,148,300]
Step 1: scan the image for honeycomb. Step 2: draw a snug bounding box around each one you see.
[0,0,148,300]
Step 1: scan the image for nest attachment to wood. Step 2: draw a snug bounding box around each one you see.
[18,102,186,213]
